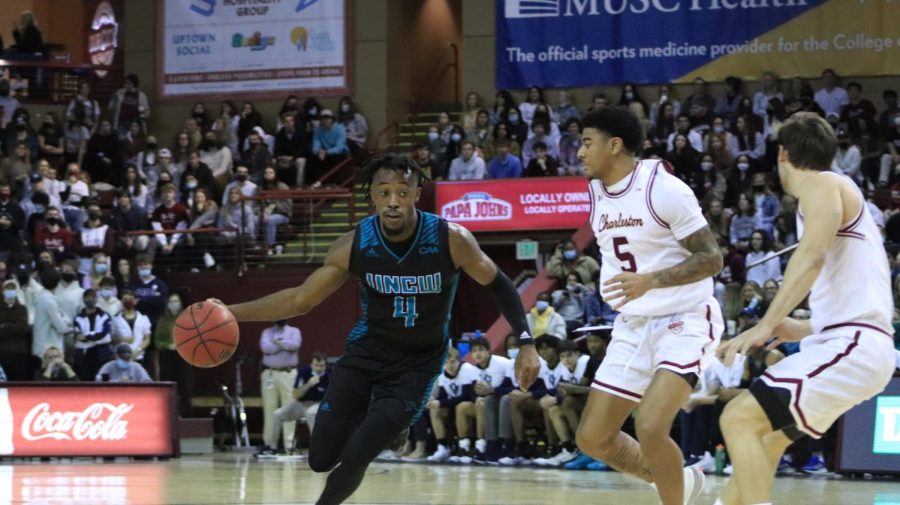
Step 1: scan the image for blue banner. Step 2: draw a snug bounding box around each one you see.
[495,0,873,88]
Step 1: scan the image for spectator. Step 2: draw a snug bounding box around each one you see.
[666,133,700,181]
[0,210,26,259]
[491,89,516,126]
[559,118,583,176]
[114,258,134,294]
[337,96,369,150]
[120,121,146,167]
[649,84,681,127]
[774,194,798,247]
[461,91,482,131]
[713,77,743,126]
[154,293,193,415]
[11,11,43,54]
[276,95,300,131]
[273,111,307,188]
[35,345,78,381]
[0,181,24,237]
[546,240,600,289]
[0,279,30,380]
[448,140,486,181]
[486,139,522,179]
[728,115,765,161]
[38,112,64,169]
[523,142,560,177]
[62,118,90,166]
[522,120,559,167]
[725,155,755,206]
[740,281,765,318]
[130,255,168,325]
[692,154,727,203]
[242,129,272,184]
[554,90,581,125]
[258,319,302,455]
[260,351,331,457]
[310,109,349,186]
[425,347,477,463]
[32,267,71,358]
[466,109,493,157]
[83,252,110,291]
[60,163,89,232]
[219,187,256,242]
[520,85,548,126]
[443,124,466,169]
[750,173,780,236]
[122,164,149,210]
[76,200,115,273]
[752,72,784,121]
[879,89,899,138]
[182,118,202,152]
[180,151,216,200]
[833,128,862,185]
[552,272,591,335]
[813,68,849,118]
[83,120,120,185]
[730,192,761,249]
[425,124,448,175]
[97,276,121,317]
[111,290,152,363]
[704,198,730,245]
[526,292,567,340]
[109,191,150,258]
[151,184,190,262]
[838,82,876,139]
[744,229,782,288]
[72,289,113,380]
[237,102,263,153]
[667,114,703,153]
[173,131,192,169]
[492,122,521,159]
[200,131,233,190]
[1,141,31,191]
[683,77,716,121]
[65,82,102,133]
[187,187,219,269]
[108,74,150,138]
[0,80,21,126]
[411,142,443,181]
[260,167,292,252]
[221,165,258,206]
[95,344,151,383]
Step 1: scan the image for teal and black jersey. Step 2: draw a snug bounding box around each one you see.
[347,210,460,352]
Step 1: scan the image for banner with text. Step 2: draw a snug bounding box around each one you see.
[160,0,348,98]
[497,0,900,88]
[436,178,590,232]
[0,385,176,457]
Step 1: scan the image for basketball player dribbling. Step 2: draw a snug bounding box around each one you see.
[716,113,897,505]
[573,106,724,505]
[213,155,541,505]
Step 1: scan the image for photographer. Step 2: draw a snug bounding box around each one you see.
[546,240,599,290]
[551,272,591,336]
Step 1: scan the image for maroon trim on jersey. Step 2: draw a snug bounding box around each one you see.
[588,180,597,227]
[646,161,671,229]
[593,380,642,401]
[658,360,700,370]
[807,331,860,379]
[821,322,893,339]
[836,231,865,240]
[838,204,864,233]
[600,161,640,198]
[760,373,825,437]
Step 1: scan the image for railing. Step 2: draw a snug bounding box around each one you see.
[313,155,358,189]
[0,58,121,106]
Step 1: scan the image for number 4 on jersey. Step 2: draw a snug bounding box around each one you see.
[393,296,418,327]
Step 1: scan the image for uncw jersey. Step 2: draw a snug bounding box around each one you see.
[348,211,460,352]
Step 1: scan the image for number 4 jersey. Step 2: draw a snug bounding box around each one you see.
[589,160,712,317]
[348,210,460,352]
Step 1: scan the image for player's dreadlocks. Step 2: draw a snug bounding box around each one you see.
[359,153,431,201]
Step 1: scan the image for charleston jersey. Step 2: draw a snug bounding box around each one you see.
[474,355,512,388]
[589,160,711,317]
[348,211,460,352]
[797,173,893,334]
[438,362,479,399]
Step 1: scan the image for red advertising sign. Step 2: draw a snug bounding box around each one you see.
[0,384,177,457]
[435,177,592,232]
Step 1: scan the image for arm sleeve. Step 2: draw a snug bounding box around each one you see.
[487,270,532,345]
[651,170,708,241]
[494,377,515,397]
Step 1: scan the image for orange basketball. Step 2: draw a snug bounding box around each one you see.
[174,301,239,368]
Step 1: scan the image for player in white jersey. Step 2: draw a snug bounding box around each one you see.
[461,337,512,462]
[716,113,896,505]
[536,340,592,466]
[573,107,725,505]
[426,347,478,462]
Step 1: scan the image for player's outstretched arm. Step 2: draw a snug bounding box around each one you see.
[225,231,352,322]
[448,223,540,390]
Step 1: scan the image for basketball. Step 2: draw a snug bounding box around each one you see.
[174,301,239,368]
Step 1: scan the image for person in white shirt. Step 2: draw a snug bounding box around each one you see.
[744,230,782,288]
[667,114,704,153]
[462,336,512,463]
[832,128,862,185]
[32,268,72,358]
[813,68,849,118]
[55,261,85,322]
[534,340,590,467]
[752,72,784,121]
[447,140,486,181]
[111,289,153,364]
[61,163,90,232]
[426,347,479,462]
[96,276,122,316]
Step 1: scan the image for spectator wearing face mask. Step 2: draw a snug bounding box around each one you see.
[130,255,168,325]
[77,200,115,273]
[552,273,591,335]
[220,165,258,206]
[0,279,30,380]
[73,289,113,381]
[547,240,599,290]
[526,292,567,340]
[95,344,151,383]
[111,290,152,365]
[154,293,193,416]
[83,252,111,290]
[96,275,122,317]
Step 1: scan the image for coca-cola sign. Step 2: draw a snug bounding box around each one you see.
[0,385,176,457]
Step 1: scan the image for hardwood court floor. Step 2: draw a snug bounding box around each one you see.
[0,454,897,504]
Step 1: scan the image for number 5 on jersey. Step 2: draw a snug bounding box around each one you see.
[393,296,418,327]
[613,236,637,272]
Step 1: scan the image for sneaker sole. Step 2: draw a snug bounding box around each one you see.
[686,466,705,505]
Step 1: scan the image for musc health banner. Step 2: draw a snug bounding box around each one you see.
[436,177,591,232]
[497,0,900,88]
[160,0,348,98]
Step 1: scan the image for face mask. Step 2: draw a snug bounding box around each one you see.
[535,301,549,312]
[34,205,45,214]
[84,299,97,309]
[660,94,668,102]
[713,125,724,134]
[3,289,16,300]
[508,114,519,124]
[625,92,634,101]
[138,268,152,278]
[186,181,198,190]
[62,272,77,283]
[701,161,714,172]
[95,263,108,274]
[507,348,520,360]
[122,300,136,310]
[99,288,114,298]
[168,301,182,313]
[737,162,750,172]
[427,132,439,141]
[340,104,350,113]
[563,250,577,261]
[450,133,462,142]
[115,358,130,370]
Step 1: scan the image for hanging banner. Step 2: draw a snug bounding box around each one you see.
[158,0,350,99]
[436,177,591,232]
[496,0,900,88]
